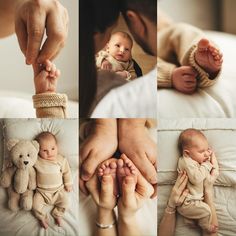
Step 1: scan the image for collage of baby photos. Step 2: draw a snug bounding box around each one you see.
[0,0,236,236]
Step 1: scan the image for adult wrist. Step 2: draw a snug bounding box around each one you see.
[97,207,116,225]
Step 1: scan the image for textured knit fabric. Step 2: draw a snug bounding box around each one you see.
[32,93,67,118]
[32,155,72,220]
[177,155,213,230]
[158,23,221,88]
[96,50,137,81]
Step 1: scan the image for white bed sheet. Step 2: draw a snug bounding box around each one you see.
[0,119,79,236]
[158,31,236,118]
[0,91,78,118]
[91,67,157,118]
[158,118,236,236]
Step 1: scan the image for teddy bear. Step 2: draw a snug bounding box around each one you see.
[0,139,39,211]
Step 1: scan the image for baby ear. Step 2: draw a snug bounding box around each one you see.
[32,140,39,152]
[183,149,190,157]
[6,139,19,151]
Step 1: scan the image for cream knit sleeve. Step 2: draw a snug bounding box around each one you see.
[157,57,177,88]
[32,93,67,118]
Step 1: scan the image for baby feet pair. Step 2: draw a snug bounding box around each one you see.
[195,38,223,76]
[97,154,137,197]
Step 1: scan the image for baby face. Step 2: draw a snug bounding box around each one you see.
[38,136,58,160]
[107,34,132,62]
[184,136,211,164]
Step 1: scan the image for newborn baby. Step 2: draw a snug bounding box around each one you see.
[177,129,218,233]
[96,31,137,81]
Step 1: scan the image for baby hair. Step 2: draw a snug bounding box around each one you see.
[35,131,57,144]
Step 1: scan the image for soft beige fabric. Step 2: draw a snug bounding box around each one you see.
[33,155,72,220]
[33,188,69,220]
[32,93,67,118]
[177,156,213,230]
[34,155,73,190]
[158,23,221,88]
[96,50,137,81]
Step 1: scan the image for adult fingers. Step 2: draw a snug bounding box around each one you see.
[81,151,107,181]
[26,9,46,65]
[85,174,99,203]
[178,174,188,192]
[136,171,154,198]
[121,176,136,206]
[100,175,114,203]
[128,153,157,184]
[181,66,198,76]
[15,18,27,57]
[177,189,189,205]
[37,9,68,63]
[79,178,89,196]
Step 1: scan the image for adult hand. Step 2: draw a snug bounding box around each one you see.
[172,66,198,94]
[15,0,69,65]
[168,171,189,208]
[79,119,118,195]
[118,119,157,185]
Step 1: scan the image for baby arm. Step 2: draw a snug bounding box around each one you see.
[32,60,67,118]
[62,158,73,192]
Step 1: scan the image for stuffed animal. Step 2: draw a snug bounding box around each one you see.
[0,139,39,211]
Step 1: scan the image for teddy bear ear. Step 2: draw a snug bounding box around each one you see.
[6,139,19,151]
[32,140,39,152]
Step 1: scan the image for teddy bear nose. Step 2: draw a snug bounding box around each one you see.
[24,161,29,165]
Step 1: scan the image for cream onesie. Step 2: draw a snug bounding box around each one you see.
[33,154,72,220]
[177,155,213,231]
[96,50,137,81]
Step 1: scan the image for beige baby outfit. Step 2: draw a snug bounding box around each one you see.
[177,155,213,231]
[96,50,137,81]
[32,93,67,118]
[33,154,72,220]
[158,23,221,88]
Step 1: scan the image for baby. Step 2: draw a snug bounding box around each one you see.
[157,10,223,94]
[96,31,137,81]
[177,129,218,233]
[33,132,72,229]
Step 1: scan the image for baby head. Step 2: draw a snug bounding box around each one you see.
[35,132,58,160]
[106,31,133,62]
[178,129,211,164]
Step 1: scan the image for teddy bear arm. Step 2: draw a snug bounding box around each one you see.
[28,167,37,190]
[0,167,15,188]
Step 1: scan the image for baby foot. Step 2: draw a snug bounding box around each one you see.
[195,38,223,76]
[117,155,138,195]
[98,158,118,197]
[207,224,218,233]
[40,218,49,229]
[55,217,62,227]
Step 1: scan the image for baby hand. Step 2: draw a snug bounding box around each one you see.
[65,185,73,192]
[33,60,60,94]
[101,59,112,70]
[172,66,198,94]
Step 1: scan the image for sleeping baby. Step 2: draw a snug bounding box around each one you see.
[177,128,218,233]
[96,31,137,81]
[33,132,73,229]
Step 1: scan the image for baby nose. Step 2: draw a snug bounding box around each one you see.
[24,161,29,165]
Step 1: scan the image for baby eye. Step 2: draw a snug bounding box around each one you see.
[125,48,129,51]
[27,154,30,157]
[19,155,23,158]
[115,44,120,47]
[43,150,47,152]
[52,148,55,150]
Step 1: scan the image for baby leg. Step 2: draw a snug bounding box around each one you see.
[98,158,118,197]
[195,38,223,75]
[51,189,69,227]
[32,192,49,229]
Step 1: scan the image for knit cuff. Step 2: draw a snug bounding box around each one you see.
[32,93,67,109]
[157,63,176,88]
[202,161,213,172]
[189,45,210,82]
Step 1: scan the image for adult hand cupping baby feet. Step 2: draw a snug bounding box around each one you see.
[118,119,157,192]
[80,119,118,194]
[33,59,60,94]
[195,38,223,77]
[117,154,154,219]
